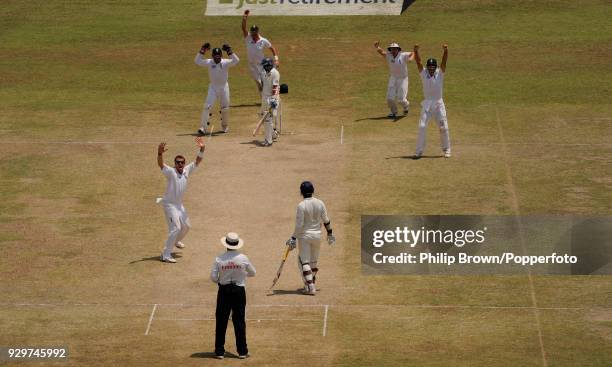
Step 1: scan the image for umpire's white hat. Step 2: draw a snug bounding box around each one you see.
[221,232,244,250]
[387,42,401,51]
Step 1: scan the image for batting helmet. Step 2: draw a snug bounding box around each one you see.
[300,181,314,197]
[261,57,274,72]
[212,48,222,56]
[426,58,437,67]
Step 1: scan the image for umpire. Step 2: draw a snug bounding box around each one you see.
[210,232,256,359]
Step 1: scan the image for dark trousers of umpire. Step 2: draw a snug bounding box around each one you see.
[215,283,248,356]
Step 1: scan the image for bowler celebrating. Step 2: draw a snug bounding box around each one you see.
[413,44,451,158]
[157,137,205,263]
[241,10,279,94]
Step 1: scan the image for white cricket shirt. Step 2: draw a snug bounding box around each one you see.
[261,68,280,97]
[210,251,256,287]
[420,68,444,101]
[194,53,239,87]
[292,197,330,240]
[161,162,197,206]
[245,36,272,64]
[386,52,412,78]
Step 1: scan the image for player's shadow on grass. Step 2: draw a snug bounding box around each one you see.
[354,114,407,122]
[191,352,239,359]
[267,288,308,296]
[386,155,444,160]
[128,252,183,264]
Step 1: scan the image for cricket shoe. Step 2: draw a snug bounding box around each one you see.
[387,112,397,119]
[197,128,207,136]
[303,284,316,296]
[175,241,185,249]
[444,151,451,158]
[272,129,279,140]
[403,108,409,115]
[261,141,273,147]
[215,355,224,360]
[160,255,176,263]
[222,127,229,133]
[413,153,422,160]
[238,354,249,359]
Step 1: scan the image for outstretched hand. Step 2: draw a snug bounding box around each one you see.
[195,136,205,149]
[158,142,167,155]
[442,44,448,51]
[413,44,420,52]
[243,9,250,18]
[374,41,380,48]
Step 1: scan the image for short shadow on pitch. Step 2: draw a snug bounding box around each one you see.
[128,252,183,264]
[191,352,239,359]
[176,131,222,137]
[354,115,407,122]
[231,103,260,108]
[240,140,266,147]
[386,155,444,160]
[267,288,306,296]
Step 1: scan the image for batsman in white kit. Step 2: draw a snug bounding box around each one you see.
[194,42,239,135]
[241,9,279,95]
[157,137,205,263]
[413,44,451,159]
[286,181,336,295]
[258,57,280,146]
[374,41,414,119]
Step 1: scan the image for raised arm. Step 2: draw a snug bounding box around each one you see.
[157,142,167,169]
[440,44,448,72]
[241,10,249,38]
[374,41,387,58]
[269,45,279,66]
[414,44,423,72]
[194,137,205,166]
[222,44,239,66]
[194,42,210,66]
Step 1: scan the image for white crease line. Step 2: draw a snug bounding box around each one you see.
[496,107,548,367]
[144,303,157,336]
[0,303,605,311]
[156,318,318,321]
[323,305,329,337]
[340,124,344,145]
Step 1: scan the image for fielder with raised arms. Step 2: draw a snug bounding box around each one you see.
[286,181,335,296]
[241,9,279,95]
[374,41,414,119]
[195,42,239,135]
[413,44,451,159]
[157,137,205,263]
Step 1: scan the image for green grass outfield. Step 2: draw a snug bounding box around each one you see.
[1,0,611,366]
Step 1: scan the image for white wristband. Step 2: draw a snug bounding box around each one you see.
[273,55,279,61]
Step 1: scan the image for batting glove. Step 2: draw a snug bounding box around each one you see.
[327,234,336,246]
[286,237,297,250]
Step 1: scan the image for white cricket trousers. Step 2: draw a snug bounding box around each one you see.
[387,76,409,114]
[261,94,276,144]
[162,203,191,259]
[248,62,263,92]
[297,238,321,288]
[416,100,451,155]
[200,83,230,132]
